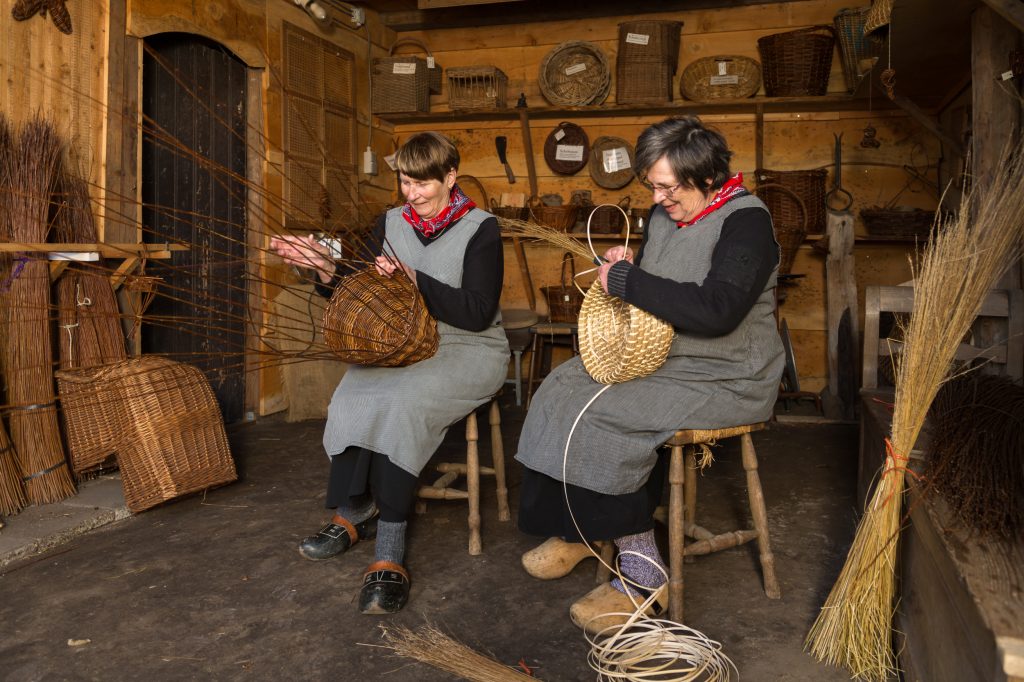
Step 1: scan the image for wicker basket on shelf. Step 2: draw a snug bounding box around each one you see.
[680,56,761,101]
[539,41,611,106]
[757,25,836,96]
[754,183,808,275]
[587,198,631,234]
[489,198,529,222]
[389,37,443,94]
[371,40,433,114]
[530,200,579,232]
[860,207,938,239]
[447,66,508,110]
[615,19,682,104]
[756,168,828,234]
[322,268,439,367]
[541,253,585,323]
[834,7,880,92]
[589,136,636,190]
[544,122,590,175]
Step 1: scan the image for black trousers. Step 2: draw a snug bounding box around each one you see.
[325,446,419,523]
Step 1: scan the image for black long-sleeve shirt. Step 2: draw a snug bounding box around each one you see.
[315,213,503,332]
[604,205,778,337]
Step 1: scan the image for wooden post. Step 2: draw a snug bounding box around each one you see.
[825,209,858,420]
[465,411,482,555]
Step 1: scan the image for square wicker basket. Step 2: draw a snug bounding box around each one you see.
[446,66,508,110]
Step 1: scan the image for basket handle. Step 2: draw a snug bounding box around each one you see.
[389,37,434,59]
[560,252,577,288]
[787,24,837,38]
[584,202,632,263]
[456,174,489,210]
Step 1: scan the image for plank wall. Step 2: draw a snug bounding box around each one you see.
[388,0,939,391]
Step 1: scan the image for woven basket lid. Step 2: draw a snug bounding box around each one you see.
[539,41,611,106]
[544,122,590,175]
[864,0,894,37]
[588,136,636,189]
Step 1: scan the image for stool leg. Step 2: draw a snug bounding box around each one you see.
[668,444,685,624]
[741,433,780,599]
[466,412,482,556]
[489,400,510,522]
[684,447,698,564]
[512,350,523,407]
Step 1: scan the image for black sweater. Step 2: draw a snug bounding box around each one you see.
[315,213,504,332]
[604,205,778,337]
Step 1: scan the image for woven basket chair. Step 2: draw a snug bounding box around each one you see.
[322,267,439,367]
[539,41,611,106]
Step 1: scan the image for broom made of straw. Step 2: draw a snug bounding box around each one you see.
[805,143,1024,680]
[375,623,540,681]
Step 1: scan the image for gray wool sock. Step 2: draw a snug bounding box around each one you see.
[336,497,377,525]
[610,530,667,597]
[374,520,407,565]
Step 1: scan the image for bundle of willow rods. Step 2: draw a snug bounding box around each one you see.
[0,117,75,504]
[927,372,1024,540]
[378,624,539,681]
[0,415,27,515]
[57,269,128,370]
[806,140,1024,680]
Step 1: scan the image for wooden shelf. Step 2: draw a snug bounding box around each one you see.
[379,93,895,125]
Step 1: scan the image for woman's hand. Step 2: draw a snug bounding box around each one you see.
[374,255,417,286]
[598,245,633,293]
[269,234,334,284]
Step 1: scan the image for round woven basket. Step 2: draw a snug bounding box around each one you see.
[539,41,611,106]
[757,25,836,97]
[578,281,674,384]
[680,55,761,102]
[589,136,636,189]
[321,268,438,367]
[544,122,590,175]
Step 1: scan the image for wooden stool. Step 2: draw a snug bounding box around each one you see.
[525,321,579,407]
[415,398,510,555]
[663,423,780,623]
[502,308,539,407]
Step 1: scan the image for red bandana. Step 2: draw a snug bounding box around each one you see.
[677,172,747,228]
[401,183,476,239]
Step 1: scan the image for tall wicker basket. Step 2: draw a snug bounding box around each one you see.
[757,25,836,96]
[756,168,828,235]
[615,20,682,104]
[834,7,879,92]
[541,253,585,323]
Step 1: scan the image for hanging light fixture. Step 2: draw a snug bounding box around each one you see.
[293,0,331,27]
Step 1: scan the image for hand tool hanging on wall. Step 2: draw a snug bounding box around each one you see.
[508,93,539,311]
[824,132,858,421]
[495,136,516,184]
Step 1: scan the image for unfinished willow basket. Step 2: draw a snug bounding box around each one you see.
[321,267,439,367]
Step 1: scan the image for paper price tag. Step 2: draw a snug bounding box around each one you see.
[709,75,740,85]
[603,147,631,174]
[554,129,566,141]
[555,144,585,162]
[427,57,435,69]
[625,33,650,45]
[718,61,729,76]
[565,62,588,76]
[393,62,417,75]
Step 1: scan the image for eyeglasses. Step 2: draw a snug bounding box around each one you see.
[640,179,684,197]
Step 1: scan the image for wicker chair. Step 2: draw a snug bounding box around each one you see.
[415,396,510,555]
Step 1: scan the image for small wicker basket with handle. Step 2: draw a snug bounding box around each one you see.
[541,252,585,323]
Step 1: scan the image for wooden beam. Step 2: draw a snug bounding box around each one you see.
[0,243,187,256]
[887,92,965,156]
[979,0,1024,33]
[418,0,525,7]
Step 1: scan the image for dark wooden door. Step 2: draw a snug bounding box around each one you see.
[141,33,247,424]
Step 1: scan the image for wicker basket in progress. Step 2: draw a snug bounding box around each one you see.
[680,56,761,102]
[111,357,236,513]
[322,267,438,367]
[757,25,836,97]
[447,66,508,110]
[539,41,611,106]
[578,281,674,384]
[589,136,636,190]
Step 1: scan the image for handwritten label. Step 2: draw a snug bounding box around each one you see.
[427,57,435,69]
[709,75,740,85]
[554,129,566,141]
[555,145,585,162]
[625,33,650,45]
[718,61,729,76]
[603,147,631,174]
[565,62,587,76]
[393,62,417,75]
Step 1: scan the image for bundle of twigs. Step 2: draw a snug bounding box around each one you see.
[0,117,76,504]
[52,170,99,243]
[806,142,1024,680]
[377,624,539,681]
[499,216,594,264]
[57,269,128,369]
[0,416,27,515]
[928,372,1024,539]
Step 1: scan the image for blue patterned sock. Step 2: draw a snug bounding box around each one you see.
[337,497,376,525]
[374,520,407,565]
[610,530,667,597]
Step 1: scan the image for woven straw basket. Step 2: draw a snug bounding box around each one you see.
[322,267,439,367]
[539,41,611,106]
[541,253,585,323]
[680,56,762,102]
[579,281,674,384]
[57,363,123,474]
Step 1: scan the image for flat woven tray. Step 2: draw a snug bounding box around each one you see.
[589,136,636,189]
[544,122,590,175]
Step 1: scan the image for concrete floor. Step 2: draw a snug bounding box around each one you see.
[1,395,862,681]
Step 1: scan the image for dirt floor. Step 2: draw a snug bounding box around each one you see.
[1,394,862,681]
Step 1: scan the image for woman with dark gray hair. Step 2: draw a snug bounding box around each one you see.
[514,115,784,633]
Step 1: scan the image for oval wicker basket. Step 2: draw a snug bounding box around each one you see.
[539,41,611,106]
[755,168,827,234]
[588,197,631,234]
[488,198,529,222]
[321,268,439,367]
[578,281,674,384]
[544,122,590,175]
[680,55,761,102]
[589,136,636,190]
[530,202,579,232]
[757,25,836,97]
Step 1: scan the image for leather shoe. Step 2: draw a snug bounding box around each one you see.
[298,514,376,561]
[522,537,597,580]
[359,561,410,614]
[569,582,668,636]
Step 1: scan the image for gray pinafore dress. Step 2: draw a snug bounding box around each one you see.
[322,207,509,477]
[515,195,785,495]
